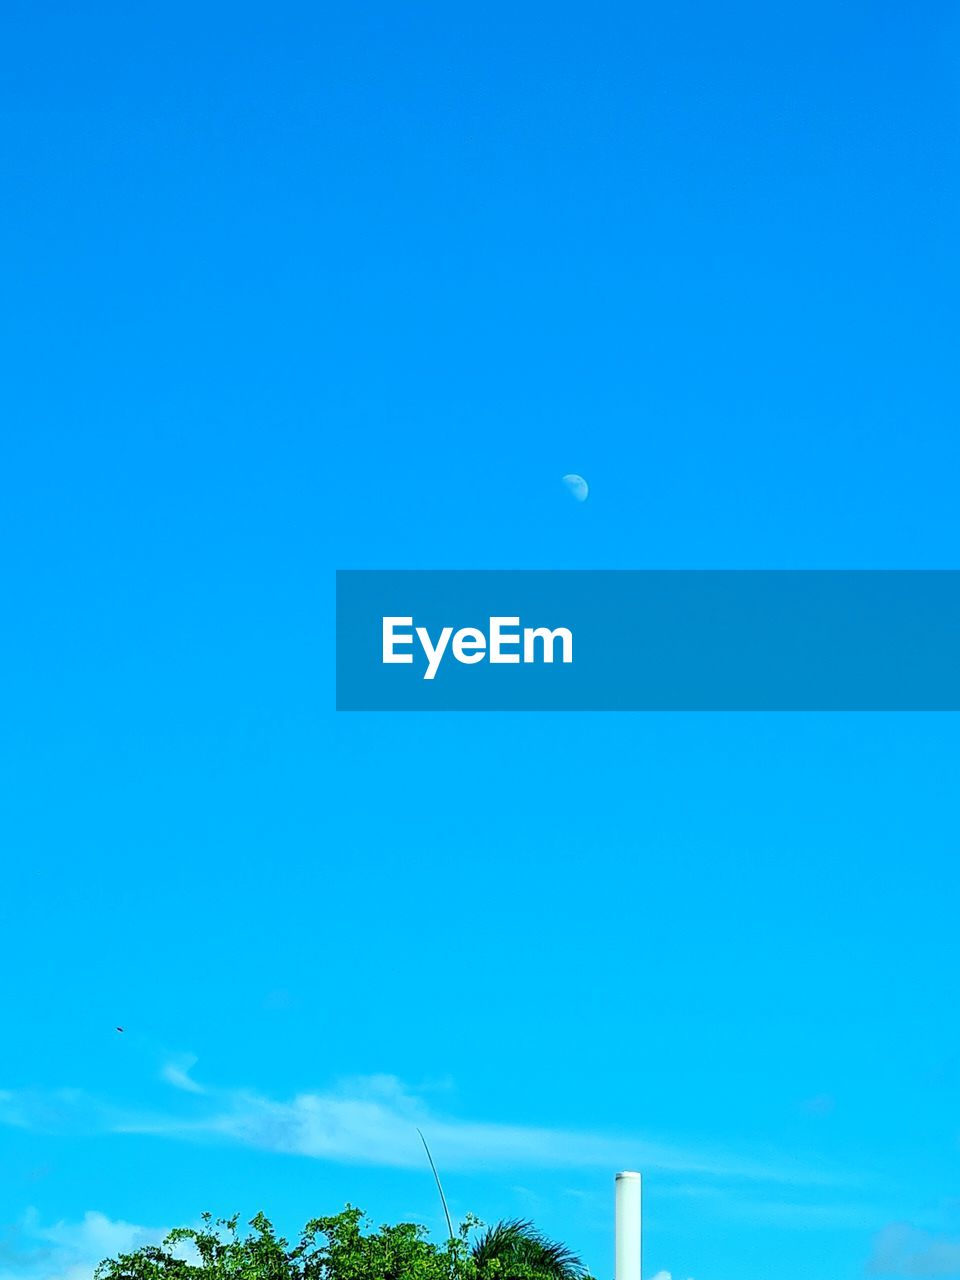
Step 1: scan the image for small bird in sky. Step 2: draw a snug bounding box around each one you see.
[115,1026,124,1033]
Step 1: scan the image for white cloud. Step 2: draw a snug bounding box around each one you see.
[0,1072,832,1189]
[161,1054,205,1095]
[121,1073,819,1184]
[0,1210,168,1280]
[867,1222,960,1276]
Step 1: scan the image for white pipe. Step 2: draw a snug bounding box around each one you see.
[615,1171,642,1280]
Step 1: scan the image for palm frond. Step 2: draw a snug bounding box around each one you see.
[471,1219,588,1280]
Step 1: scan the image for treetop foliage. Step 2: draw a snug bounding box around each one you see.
[93,1207,595,1280]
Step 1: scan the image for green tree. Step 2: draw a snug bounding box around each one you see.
[92,1208,591,1280]
[94,1208,472,1280]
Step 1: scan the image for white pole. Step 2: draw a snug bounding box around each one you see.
[615,1171,642,1280]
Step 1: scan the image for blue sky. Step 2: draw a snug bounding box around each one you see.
[2,3,960,1279]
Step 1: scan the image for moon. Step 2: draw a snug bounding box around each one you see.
[562,473,589,503]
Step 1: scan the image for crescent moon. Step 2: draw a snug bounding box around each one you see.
[562,473,589,502]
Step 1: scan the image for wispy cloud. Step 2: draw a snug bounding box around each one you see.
[800,1094,836,1118]
[0,1071,834,1190]
[160,1054,205,1095]
[867,1222,960,1276]
[658,1180,879,1230]
[0,1088,112,1136]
